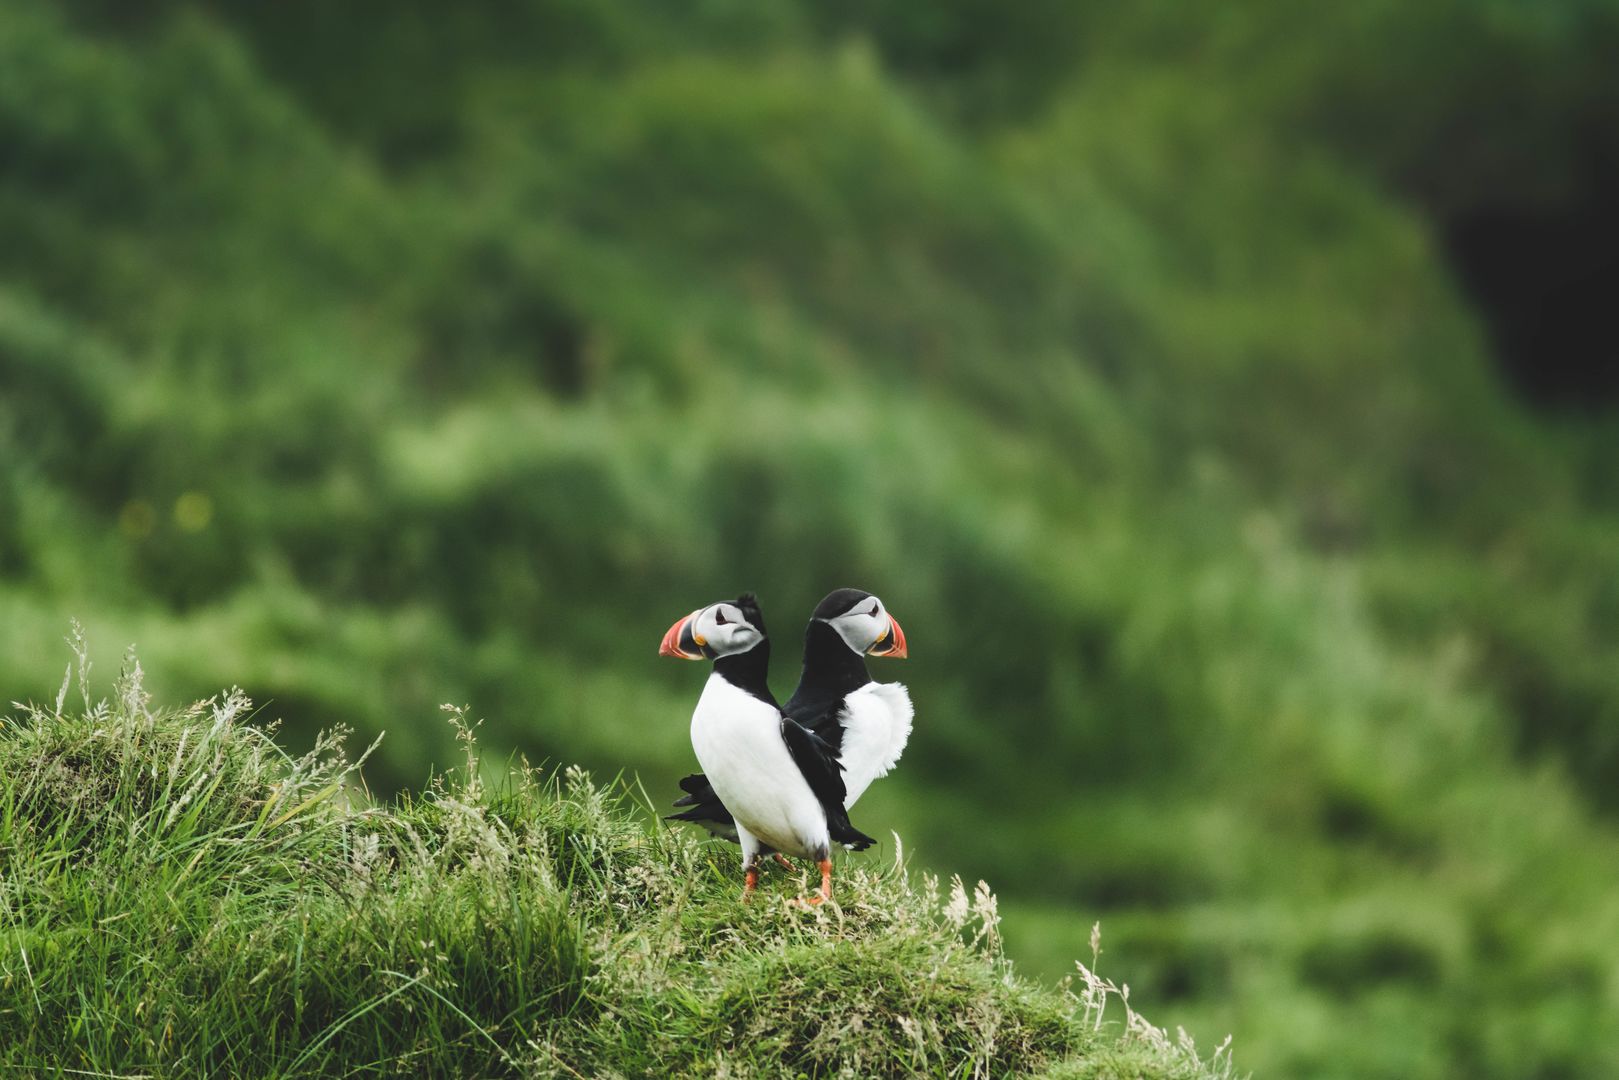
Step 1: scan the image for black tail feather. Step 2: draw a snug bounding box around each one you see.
[673,773,718,808]
[665,805,732,826]
[826,806,876,851]
[667,773,736,834]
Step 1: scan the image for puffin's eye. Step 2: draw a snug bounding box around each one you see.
[715,610,729,626]
[867,603,880,617]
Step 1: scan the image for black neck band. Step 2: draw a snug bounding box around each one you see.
[715,639,776,706]
[795,620,870,706]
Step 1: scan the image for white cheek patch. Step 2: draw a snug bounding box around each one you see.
[692,610,717,647]
[831,613,875,653]
[711,623,761,657]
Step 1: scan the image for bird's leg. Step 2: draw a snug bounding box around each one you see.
[742,855,761,903]
[772,853,796,872]
[793,859,835,907]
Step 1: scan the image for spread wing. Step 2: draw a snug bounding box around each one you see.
[779,717,874,851]
[784,682,913,809]
[835,682,913,808]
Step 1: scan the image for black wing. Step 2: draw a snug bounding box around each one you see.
[783,694,847,757]
[666,773,738,840]
[783,617,872,757]
[779,717,875,851]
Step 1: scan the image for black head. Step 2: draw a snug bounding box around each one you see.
[659,594,769,660]
[812,588,873,621]
[810,587,908,659]
[733,592,767,637]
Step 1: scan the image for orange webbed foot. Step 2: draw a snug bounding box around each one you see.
[791,858,834,907]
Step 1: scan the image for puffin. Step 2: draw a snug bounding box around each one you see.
[667,588,911,854]
[659,594,874,904]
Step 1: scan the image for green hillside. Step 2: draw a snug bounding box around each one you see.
[3,2,1618,1075]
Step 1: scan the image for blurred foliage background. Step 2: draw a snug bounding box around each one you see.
[3,2,1618,1076]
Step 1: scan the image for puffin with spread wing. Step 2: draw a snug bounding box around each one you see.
[666,588,912,870]
[659,594,874,904]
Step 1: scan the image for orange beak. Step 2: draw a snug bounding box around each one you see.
[659,611,707,660]
[868,612,908,658]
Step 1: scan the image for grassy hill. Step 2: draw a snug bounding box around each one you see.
[0,643,1230,1078]
[3,2,1619,1076]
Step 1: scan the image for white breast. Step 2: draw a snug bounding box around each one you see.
[689,674,830,859]
[837,681,913,808]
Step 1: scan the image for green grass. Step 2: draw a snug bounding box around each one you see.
[0,634,1233,1079]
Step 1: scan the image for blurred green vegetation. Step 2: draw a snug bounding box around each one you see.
[2,2,1618,1076]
